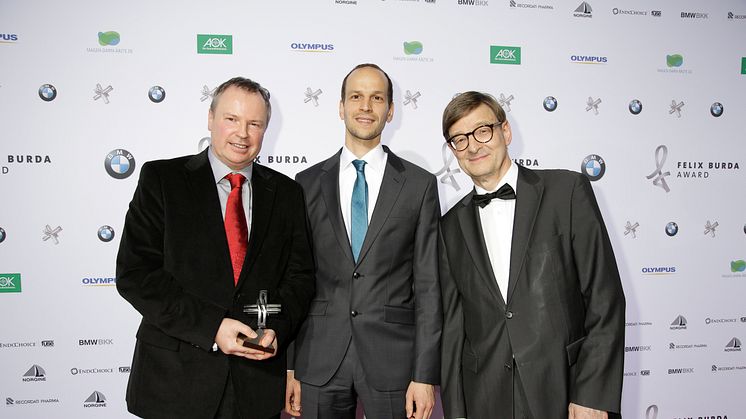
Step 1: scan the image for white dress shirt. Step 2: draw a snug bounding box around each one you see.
[475,161,518,303]
[208,147,253,243]
[339,144,388,243]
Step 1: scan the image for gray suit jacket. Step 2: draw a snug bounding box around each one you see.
[291,146,442,390]
[440,166,625,419]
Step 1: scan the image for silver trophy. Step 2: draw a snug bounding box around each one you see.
[239,290,281,353]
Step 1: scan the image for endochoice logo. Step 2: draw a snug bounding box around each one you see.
[197,34,233,54]
[570,55,607,64]
[0,273,21,293]
[0,33,19,44]
[491,46,521,65]
[81,277,116,286]
[290,43,334,52]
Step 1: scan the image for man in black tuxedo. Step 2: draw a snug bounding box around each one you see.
[116,77,315,419]
[284,64,442,419]
[438,91,625,419]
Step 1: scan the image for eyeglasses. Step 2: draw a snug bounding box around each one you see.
[446,121,503,152]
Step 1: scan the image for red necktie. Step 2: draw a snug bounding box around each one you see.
[224,173,248,285]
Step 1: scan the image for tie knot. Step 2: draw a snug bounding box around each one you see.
[225,173,246,189]
[352,160,366,173]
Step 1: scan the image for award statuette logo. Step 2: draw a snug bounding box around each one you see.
[240,290,281,353]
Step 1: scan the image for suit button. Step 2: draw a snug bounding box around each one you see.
[504,362,512,371]
[506,310,514,319]
[352,272,360,279]
[351,310,358,317]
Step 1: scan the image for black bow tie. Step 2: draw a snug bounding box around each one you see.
[473,183,516,208]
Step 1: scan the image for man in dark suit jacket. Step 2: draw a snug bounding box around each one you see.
[116,77,315,419]
[284,64,442,419]
[438,91,625,419]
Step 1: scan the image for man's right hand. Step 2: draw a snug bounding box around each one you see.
[215,318,275,361]
[285,370,302,416]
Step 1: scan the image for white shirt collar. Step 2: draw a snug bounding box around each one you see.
[340,143,387,173]
[474,160,519,195]
[207,147,253,184]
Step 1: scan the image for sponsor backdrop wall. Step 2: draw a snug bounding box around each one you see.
[1,0,745,417]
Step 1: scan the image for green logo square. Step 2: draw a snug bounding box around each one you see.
[490,46,521,65]
[741,57,746,75]
[0,273,21,293]
[197,34,233,55]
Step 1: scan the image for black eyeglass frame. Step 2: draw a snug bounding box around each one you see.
[446,121,504,152]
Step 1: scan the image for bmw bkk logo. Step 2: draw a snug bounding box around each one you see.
[710,102,724,117]
[543,96,558,112]
[97,225,115,242]
[148,86,166,103]
[581,154,606,181]
[38,84,57,102]
[629,99,643,115]
[105,149,136,179]
[666,221,679,237]
[0,227,5,243]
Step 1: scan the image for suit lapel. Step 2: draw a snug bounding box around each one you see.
[320,151,356,264]
[240,164,276,286]
[456,192,505,307]
[184,150,233,283]
[506,166,544,304]
[356,147,405,265]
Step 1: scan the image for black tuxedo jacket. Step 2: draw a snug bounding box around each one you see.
[291,146,442,390]
[116,150,315,419]
[440,166,625,419]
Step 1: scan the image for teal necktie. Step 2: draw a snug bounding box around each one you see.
[350,160,368,262]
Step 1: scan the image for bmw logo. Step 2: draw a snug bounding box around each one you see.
[710,102,724,117]
[148,86,166,103]
[105,149,136,179]
[665,222,679,237]
[581,154,606,181]
[629,99,643,115]
[97,225,115,242]
[198,136,211,152]
[543,96,558,112]
[0,227,5,243]
[38,84,57,102]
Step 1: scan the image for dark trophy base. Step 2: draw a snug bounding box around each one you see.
[237,331,275,354]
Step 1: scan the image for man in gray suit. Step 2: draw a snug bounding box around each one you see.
[285,63,442,419]
[438,91,625,419]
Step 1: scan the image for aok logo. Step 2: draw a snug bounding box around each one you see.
[197,34,232,54]
[0,273,21,293]
[490,46,521,65]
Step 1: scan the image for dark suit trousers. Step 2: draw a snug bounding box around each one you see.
[214,372,280,419]
[300,341,407,419]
